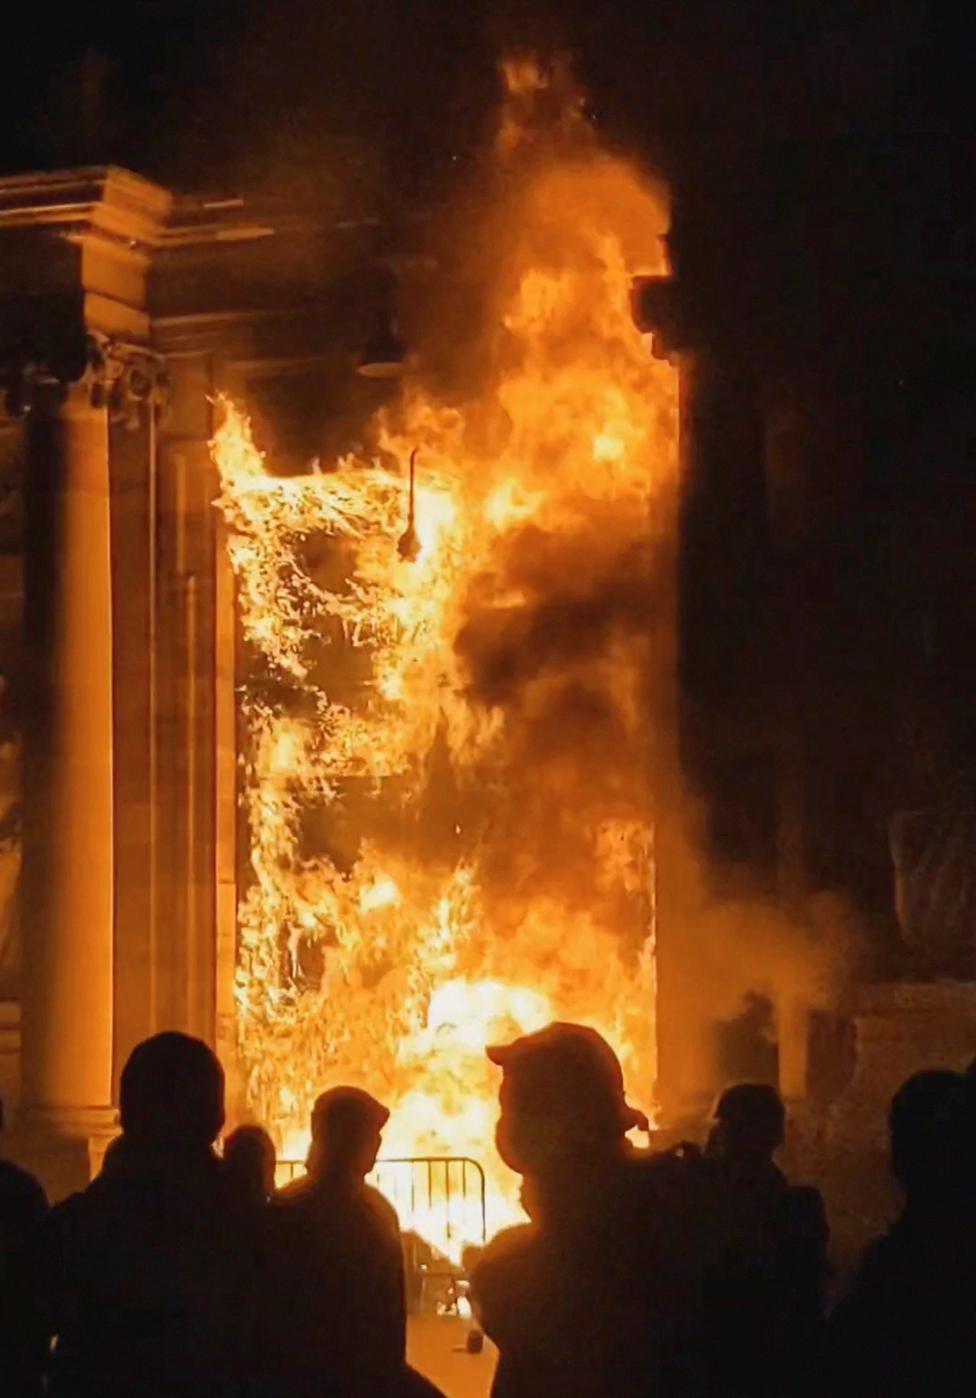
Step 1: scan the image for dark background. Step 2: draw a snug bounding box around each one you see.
[3,1,975,968]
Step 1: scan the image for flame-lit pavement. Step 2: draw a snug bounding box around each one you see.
[408,1317,496,1397]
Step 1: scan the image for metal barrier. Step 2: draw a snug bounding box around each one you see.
[276,1154,487,1254]
[375,1156,487,1253]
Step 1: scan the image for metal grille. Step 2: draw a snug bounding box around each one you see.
[276,1154,488,1252]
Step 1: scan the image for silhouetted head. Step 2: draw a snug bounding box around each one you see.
[889,1068,960,1198]
[224,1124,277,1203]
[308,1086,389,1181]
[119,1032,225,1152]
[488,1022,647,1177]
[712,1083,785,1167]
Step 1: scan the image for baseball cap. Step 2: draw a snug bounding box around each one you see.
[487,1022,648,1138]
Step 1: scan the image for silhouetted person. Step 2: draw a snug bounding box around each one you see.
[471,1021,713,1398]
[224,1124,276,1210]
[0,1092,48,1396]
[41,1031,248,1397]
[263,1086,422,1397]
[826,1067,976,1397]
[704,1084,827,1396]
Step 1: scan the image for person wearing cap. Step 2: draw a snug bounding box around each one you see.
[707,1082,786,1171]
[472,1021,711,1398]
[262,1086,423,1397]
[703,1083,827,1397]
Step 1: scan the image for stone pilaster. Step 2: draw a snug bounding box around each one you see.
[0,169,172,1195]
[18,372,117,1193]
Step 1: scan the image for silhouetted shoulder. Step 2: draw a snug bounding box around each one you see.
[471,1223,536,1298]
[851,1230,891,1286]
[43,1183,96,1262]
[363,1181,400,1233]
[470,1224,537,1342]
[0,1157,48,1219]
[273,1173,313,1204]
[638,1145,721,1221]
[780,1182,829,1238]
[640,1142,711,1191]
[478,1221,535,1269]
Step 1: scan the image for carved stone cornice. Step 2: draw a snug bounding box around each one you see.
[0,167,173,353]
[0,167,171,251]
[1,331,170,427]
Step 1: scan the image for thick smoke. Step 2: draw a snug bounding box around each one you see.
[392,58,847,1112]
[457,530,658,701]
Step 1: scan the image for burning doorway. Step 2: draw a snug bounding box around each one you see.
[214,61,679,1254]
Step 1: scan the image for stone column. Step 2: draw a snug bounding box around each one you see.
[106,348,171,1082]
[18,377,117,1193]
[153,355,219,1050]
[0,169,174,1193]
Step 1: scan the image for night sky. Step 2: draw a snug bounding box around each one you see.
[1,5,969,197]
[1,5,972,366]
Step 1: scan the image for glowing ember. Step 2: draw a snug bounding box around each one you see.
[213,58,678,1259]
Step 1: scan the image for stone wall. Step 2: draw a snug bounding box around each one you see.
[787,980,976,1279]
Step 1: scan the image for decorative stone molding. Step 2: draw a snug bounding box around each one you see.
[1,331,169,427]
[86,332,171,428]
[0,167,171,250]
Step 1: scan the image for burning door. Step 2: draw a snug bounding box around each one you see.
[214,58,678,1252]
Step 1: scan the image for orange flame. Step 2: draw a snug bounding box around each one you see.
[213,58,677,1260]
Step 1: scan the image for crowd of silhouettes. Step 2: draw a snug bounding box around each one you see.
[1,1023,976,1396]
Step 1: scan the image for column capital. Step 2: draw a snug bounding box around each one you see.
[1,331,170,427]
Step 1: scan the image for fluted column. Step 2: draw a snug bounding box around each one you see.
[18,375,117,1189]
[0,168,174,1194]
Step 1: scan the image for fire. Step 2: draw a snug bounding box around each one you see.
[213,58,677,1260]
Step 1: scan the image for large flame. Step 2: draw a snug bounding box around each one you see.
[214,60,678,1259]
